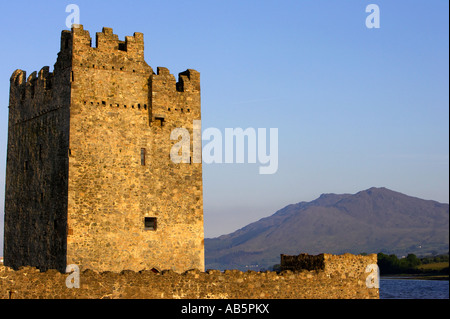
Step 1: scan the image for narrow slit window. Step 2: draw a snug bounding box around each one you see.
[144,217,157,231]
[141,148,146,166]
[44,79,52,91]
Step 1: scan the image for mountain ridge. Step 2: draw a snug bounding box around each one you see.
[205,187,449,270]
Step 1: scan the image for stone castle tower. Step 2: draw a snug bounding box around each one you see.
[4,25,204,273]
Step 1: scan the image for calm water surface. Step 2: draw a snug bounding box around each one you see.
[380,278,449,299]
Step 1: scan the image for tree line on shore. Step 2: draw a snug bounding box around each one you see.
[377,252,449,275]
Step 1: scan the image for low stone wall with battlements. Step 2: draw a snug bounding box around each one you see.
[0,254,379,299]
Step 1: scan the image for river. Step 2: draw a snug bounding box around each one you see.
[380,278,449,299]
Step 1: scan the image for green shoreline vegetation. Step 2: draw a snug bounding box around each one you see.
[377,252,449,280]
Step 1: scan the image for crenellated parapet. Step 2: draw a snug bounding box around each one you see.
[150,67,201,126]
[10,67,54,100]
[69,25,145,63]
[8,26,200,128]
[9,67,59,124]
[152,67,200,93]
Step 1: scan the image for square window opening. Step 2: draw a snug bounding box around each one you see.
[144,217,157,231]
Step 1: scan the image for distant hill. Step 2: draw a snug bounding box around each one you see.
[205,187,449,271]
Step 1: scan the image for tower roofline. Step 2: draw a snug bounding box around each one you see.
[66,24,144,59]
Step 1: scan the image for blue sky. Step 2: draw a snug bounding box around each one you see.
[0,1,448,250]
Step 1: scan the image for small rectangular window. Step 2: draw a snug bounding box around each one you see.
[24,161,29,171]
[141,148,146,166]
[155,116,165,127]
[144,217,157,231]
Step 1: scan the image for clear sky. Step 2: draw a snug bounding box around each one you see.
[0,1,448,254]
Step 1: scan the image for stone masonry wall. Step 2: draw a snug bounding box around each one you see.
[281,253,378,284]
[4,37,72,272]
[4,25,204,274]
[0,254,379,299]
[66,26,204,273]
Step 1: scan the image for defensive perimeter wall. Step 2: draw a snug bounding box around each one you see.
[0,253,379,299]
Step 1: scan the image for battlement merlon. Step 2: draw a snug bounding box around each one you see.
[10,69,26,87]
[177,69,200,92]
[9,69,26,108]
[65,25,144,59]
